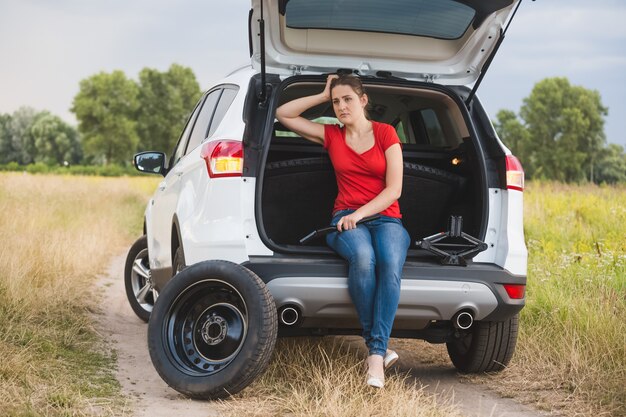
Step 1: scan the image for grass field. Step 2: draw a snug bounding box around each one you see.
[0,173,155,416]
[487,182,626,416]
[0,174,623,416]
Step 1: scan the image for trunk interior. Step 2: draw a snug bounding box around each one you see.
[259,80,484,257]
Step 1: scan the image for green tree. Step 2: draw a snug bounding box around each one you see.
[136,64,201,153]
[30,113,82,165]
[519,77,607,182]
[0,113,13,164]
[71,71,139,164]
[594,144,626,184]
[2,107,44,164]
[493,109,534,174]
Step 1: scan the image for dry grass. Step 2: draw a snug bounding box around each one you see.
[0,173,155,416]
[2,174,623,416]
[218,181,626,417]
[217,337,461,417]
[0,172,459,417]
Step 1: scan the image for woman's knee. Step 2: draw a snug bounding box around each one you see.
[349,246,376,271]
[376,255,405,287]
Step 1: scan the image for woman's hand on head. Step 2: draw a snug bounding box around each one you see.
[336,211,365,232]
[274,76,338,145]
[323,74,339,101]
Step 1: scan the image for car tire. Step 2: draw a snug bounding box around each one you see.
[124,235,156,322]
[147,260,278,399]
[446,314,519,373]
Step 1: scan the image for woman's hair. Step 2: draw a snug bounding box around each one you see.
[329,74,370,119]
[330,74,366,99]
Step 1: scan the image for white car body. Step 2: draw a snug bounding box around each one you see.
[135,1,531,398]
[138,0,527,331]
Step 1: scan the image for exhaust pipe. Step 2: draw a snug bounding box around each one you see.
[453,311,474,330]
[279,306,300,326]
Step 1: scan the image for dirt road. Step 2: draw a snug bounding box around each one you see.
[95,254,547,417]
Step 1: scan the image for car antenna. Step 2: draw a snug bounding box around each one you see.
[257,1,268,103]
[465,0,528,108]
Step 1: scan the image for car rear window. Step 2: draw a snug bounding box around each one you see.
[285,0,476,40]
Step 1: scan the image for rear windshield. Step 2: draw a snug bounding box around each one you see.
[285,0,476,40]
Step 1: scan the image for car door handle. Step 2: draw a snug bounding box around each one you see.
[158,181,166,191]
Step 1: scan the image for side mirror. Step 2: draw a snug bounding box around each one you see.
[134,152,166,175]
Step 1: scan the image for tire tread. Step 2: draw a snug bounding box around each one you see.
[446,314,519,373]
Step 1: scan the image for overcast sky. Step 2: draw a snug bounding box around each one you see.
[0,0,624,147]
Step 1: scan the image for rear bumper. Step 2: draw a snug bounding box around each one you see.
[243,256,525,328]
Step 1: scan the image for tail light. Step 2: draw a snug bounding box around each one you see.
[503,284,525,299]
[200,140,243,178]
[505,155,524,192]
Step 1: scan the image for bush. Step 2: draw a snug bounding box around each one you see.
[0,163,142,177]
[0,161,20,172]
[25,162,50,174]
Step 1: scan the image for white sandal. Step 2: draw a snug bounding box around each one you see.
[365,357,385,388]
[384,349,399,369]
[366,373,384,388]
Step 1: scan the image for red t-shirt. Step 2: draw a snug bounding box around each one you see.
[323,121,402,218]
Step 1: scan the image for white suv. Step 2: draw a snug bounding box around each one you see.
[126,0,528,400]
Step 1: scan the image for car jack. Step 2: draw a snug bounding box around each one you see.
[416,216,488,266]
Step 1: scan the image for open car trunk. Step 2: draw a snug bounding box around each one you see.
[259,79,486,257]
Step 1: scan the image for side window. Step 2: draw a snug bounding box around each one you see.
[420,109,447,147]
[171,100,202,168]
[395,120,408,144]
[275,116,337,138]
[185,89,221,154]
[207,87,238,137]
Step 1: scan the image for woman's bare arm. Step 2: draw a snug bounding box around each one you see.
[275,75,338,145]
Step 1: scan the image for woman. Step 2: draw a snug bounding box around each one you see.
[276,74,410,388]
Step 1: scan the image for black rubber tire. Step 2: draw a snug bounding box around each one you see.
[124,236,154,322]
[446,314,519,373]
[147,260,278,399]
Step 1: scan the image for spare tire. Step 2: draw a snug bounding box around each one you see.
[148,260,277,399]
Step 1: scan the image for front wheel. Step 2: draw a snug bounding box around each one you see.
[124,236,157,322]
[148,260,277,399]
[446,314,519,373]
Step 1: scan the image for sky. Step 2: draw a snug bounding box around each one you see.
[0,0,625,147]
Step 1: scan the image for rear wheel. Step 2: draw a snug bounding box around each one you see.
[446,314,519,373]
[148,260,277,399]
[124,236,157,322]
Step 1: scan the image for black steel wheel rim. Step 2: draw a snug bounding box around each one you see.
[164,279,248,376]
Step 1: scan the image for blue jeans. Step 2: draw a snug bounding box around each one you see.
[326,209,410,356]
